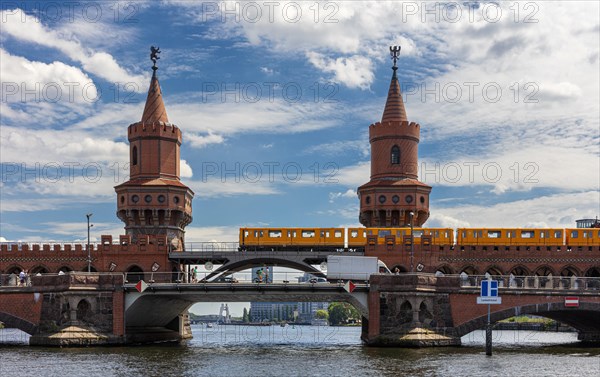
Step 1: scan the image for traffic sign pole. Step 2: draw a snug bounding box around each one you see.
[486,304,492,356]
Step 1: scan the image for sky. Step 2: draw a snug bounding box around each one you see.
[1,2,599,242]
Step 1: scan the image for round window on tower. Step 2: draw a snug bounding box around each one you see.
[144,195,152,203]
[379,195,386,204]
[392,195,400,204]
[131,195,139,203]
[405,195,413,204]
[158,195,166,203]
[174,196,180,204]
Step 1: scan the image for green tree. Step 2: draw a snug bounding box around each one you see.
[315,309,329,320]
[328,302,359,325]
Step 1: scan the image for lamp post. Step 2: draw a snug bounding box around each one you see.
[86,213,93,273]
[409,211,414,273]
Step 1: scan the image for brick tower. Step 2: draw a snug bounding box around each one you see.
[114,48,194,250]
[357,46,431,227]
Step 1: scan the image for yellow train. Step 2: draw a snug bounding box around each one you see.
[238,227,454,251]
[239,226,600,250]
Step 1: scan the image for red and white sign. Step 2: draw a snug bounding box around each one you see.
[135,280,148,293]
[343,281,356,293]
[564,297,579,308]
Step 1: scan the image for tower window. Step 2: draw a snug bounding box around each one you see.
[391,145,400,164]
[132,146,138,166]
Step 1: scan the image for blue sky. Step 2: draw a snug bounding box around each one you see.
[1,1,599,244]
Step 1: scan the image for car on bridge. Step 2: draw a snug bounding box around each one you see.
[213,276,239,283]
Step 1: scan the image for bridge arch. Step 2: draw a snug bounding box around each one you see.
[435,264,454,275]
[560,265,581,277]
[454,302,600,338]
[57,265,73,273]
[125,265,144,283]
[30,265,50,274]
[509,265,530,276]
[484,265,503,277]
[4,265,23,275]
[534,265,555,277]
[459,265,479,276]
[207,257,323,279]
[0,312,38,335]
[585,267,600,277]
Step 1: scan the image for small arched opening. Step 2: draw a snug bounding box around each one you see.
[419,301,433,325]
[132,146,138,166]
[126,265,144,283]
[398,300,412,326]
[391,145,400,165]
[76,299,92,323]
[30,265,49,275]
[435,265,454,276]
[57,266,73,274]
[559,266,581,289]
[584,267,600,290]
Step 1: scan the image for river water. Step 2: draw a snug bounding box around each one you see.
[1,326,598,376]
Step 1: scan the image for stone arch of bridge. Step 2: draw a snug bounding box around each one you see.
[0,312,38,335]
[454,301,600,338]
[124,291,368,331]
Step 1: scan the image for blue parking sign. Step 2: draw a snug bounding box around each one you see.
[481,280,498,297]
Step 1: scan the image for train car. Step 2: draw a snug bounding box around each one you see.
[566,228,600,247]
[457,228,564,246]
[239,227,345,251]
[347,227,367,249]
[363,228,454,246]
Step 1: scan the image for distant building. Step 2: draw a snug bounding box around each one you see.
[576,218,600,228]
[250,301,297,322]
[296,273,329,323]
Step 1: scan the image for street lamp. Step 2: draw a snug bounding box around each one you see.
[409,211,414,273]
[86,213,93,273]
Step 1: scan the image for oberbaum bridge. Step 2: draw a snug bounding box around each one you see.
[1,47,599,347]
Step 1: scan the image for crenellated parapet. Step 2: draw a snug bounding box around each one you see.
[0,234,174,276]
[369,121,420,142]
[128,121,182,144]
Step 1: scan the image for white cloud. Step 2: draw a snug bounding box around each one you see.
[0,49,98,104]
[186,132,225,148]
[181,160,193,178]
[1,8,147,89]
[188,179,279,198]
[328,189,357,203]
[307,52,374,89]
[430,191,600,228]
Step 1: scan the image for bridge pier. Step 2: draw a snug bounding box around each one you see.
[578,332,600,343]
[362,274,461,347]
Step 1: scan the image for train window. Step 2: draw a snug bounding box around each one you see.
[320,231,325,237]
[269,230,282,238]
[571,230,578,238]
[326,231,330,237]
[293,231,297,237]
[487,231,501,238]
[334,231,342,238]
[244,231,249,237]
[378,230,391,237]
[287,230,291,237]
[435,231,439,237]
[507,231,516,238]
[350,231,358,238]
[302,230,316,238]
[554,230,562,238]
[461,231,466,238]
[260,231,264,237]
[521,231,534,238]
[254,231,258,237]
[396,231,401,237]
[367,230,373,235]
[363,231,367,237]
[414,230,423,237]
[540,231,547,238]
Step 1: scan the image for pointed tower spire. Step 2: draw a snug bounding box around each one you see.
[141,46,169,124]
[381,46,407,123]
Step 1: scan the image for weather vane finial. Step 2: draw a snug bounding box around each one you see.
[389,45,401,69]
[150,46,161,72]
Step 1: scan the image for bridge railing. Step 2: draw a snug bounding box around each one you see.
[0,272,125,288]
[184,242,240,252]
[122,271,330,285]
[454,274,600,291]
